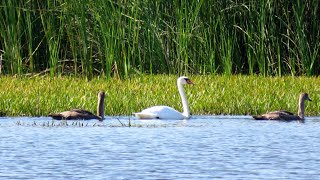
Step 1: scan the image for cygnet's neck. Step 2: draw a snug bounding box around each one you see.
[298,97,305,121]
[97,94,105,121]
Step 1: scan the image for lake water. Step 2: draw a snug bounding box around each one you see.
[1,115,320,179]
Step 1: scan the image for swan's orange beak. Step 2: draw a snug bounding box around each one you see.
[186,79,195,85]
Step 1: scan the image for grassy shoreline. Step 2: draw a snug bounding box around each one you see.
[0,75,319,117]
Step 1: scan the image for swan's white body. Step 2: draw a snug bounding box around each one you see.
[134,76,193,120]
[134,106,187,120]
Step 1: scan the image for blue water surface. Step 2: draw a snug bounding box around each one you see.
[0,115,320,180]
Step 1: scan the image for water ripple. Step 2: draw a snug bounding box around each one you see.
[0,116,320,179]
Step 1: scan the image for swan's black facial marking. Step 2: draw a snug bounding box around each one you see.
[184,78,194,85]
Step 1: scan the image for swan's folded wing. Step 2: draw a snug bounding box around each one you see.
[266,113,282,120]
[252,112,282,120]
[273,110,294,115]
[71,109,95,115]
[253,111,299,121]
[133,112,158,119]
[278,113,300,121]
[267,111,297,120]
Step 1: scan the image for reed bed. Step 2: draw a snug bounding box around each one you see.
[0,75,319,117]
[0,1,319,77]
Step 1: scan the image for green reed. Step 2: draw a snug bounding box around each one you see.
[292,0,318,76]
[0,1,320,77]
[0,1,22,74]
[38,1,64,77]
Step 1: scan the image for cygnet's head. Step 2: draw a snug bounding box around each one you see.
[98,91,105,100]
[300,92,311,102]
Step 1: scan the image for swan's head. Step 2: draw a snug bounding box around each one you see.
[300,92,311,102]
[178,76,194,85]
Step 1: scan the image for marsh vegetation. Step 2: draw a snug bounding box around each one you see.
[0,75,319,117]
[0,1,319,78]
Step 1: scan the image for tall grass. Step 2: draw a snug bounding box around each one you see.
[0,0,319,77]
[0,75,320,117]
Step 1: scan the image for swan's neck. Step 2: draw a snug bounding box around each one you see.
[178,81,190,118]
[97,95,105,121]
[298,98,305,121]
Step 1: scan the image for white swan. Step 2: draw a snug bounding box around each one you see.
[133,76,194,120]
